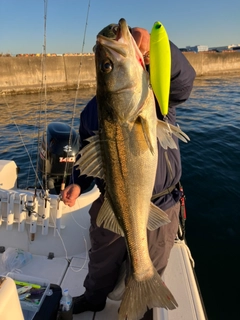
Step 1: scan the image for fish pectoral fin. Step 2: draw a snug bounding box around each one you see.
[139,116,155,154]
[75,133,105,180]
[96,197,124,236]
[147,202,171,230]
[157,120,190,150]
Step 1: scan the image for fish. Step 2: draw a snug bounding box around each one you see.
[76,18,189,320]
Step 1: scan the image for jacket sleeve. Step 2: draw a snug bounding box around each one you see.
[79,96,98,148]
[169,41,196,107]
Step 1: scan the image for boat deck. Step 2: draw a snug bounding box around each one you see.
[0,240,206,320]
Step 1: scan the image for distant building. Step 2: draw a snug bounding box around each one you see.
[229,44,240,51]
[209,45,228,52]
[186,45,208,52]
[209,44,240,52]
[179,48,189,52]
[232,46,240,51]
[229,44,240,49]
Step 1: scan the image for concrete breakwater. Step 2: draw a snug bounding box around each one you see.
[1,52,240,95]
[0,55,96,95]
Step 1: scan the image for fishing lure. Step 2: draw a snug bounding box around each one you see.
[150,21,171,117]
[17,285,32,295]
[19,293,31,301]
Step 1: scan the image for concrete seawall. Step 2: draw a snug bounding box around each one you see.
[0,55,96,95]
[1,52,240,95]
[184,51,240,76]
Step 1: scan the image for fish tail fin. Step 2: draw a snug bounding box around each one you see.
[157,119,190,150]
[118,269,178,320]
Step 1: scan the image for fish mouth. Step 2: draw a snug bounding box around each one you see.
[96,18,130,57]
[95,18,145,67]
[114,18,130,41]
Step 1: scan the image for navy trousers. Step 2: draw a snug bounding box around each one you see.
[84,194,180,305]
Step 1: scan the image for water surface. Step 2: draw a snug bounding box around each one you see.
[1,76,240,320]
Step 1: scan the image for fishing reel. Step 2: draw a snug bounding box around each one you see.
[24,198,37,218]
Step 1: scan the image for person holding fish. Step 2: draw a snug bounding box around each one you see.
[62,19,196,320]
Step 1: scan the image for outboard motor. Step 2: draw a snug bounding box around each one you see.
[39,122,79,194]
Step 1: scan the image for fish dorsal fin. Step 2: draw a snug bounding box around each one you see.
[157,120,190,150]
[147,202,171,230]
[97,197,124,236]
[75,133,105,180]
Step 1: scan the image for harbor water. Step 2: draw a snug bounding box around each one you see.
[0,75,239,320]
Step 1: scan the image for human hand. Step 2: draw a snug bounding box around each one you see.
[61,184,81,207]
[131,27,150,65]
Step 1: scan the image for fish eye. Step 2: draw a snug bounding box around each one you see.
[100,60,113,73]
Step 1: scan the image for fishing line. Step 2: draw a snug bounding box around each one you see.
[39,0,92,269]
[26,106,42,190]
[46,206,89,271]
[62,0,93,272]
[3,0,92,270]
[3,96,44,190]
[55,224,89,273]
[61,0,92,191]
[34,92,45,193]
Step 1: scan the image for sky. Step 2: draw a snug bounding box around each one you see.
[0,0,239,54]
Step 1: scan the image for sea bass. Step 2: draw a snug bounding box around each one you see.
[76,18,189,320]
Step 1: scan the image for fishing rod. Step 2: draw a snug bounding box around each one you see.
[60,0,92,193]
[34,0,48,198]
[33,0,91,197]
[42,0,48,195]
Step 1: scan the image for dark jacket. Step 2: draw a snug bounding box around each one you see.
[72,41,196,210]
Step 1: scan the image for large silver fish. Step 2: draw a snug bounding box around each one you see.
[76,18,189,320]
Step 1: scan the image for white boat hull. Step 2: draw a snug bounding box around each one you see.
[0,160,206,320]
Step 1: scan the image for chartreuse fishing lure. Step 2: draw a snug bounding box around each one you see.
[150,21,171,117]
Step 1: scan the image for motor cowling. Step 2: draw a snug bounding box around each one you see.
[39,122,79,194]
